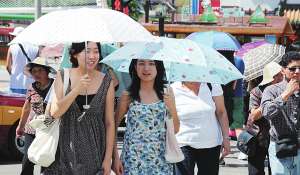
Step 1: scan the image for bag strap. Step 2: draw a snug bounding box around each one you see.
[63,68,69,96]
[44,69,69,116]
[281,108,296,133]
[207,83,212,92]
[18,44,32,62]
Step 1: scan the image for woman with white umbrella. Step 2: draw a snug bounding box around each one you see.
[43,42,115,175]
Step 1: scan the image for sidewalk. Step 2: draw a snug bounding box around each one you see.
[219,140,249,175]
[221,140,270,175]
[0,140,267,175]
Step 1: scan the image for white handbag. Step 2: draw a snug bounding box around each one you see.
[28,118,60,167]
[28,68,69,167]
[164,112,184,163]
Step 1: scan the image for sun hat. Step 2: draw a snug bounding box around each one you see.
[24,57,57,77]
[259,62,282,86]
[9,26,24,36]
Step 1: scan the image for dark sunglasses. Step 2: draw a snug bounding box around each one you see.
[287,66,300,72]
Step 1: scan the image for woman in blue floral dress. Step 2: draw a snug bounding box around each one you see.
[112,59,179,175]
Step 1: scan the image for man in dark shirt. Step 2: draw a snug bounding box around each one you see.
[261,51,300,175]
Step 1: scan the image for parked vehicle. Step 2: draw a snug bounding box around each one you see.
[0,91,25,160]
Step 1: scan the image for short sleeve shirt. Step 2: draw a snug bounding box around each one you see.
[172,82,223,149]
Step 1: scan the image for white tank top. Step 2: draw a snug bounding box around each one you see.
[9,43,39,90]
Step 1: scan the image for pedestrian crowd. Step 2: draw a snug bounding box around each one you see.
[6,25,300,175]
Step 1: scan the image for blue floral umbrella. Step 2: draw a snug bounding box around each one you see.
[186,31,241,51]
[101,37,243,84]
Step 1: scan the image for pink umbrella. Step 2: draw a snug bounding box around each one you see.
[235,41,268,58]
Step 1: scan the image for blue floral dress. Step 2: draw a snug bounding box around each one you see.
[121,100,173,175]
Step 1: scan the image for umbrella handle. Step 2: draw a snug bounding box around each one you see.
[84,41,90,109]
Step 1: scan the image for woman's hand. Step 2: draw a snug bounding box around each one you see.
[102,158,111,175]
[112,157,124,175]
[16,124,24,138]
[73,74,91,94]
[163,87,175,110]
[221,138,231,157]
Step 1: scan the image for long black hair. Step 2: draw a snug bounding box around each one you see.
[128,59,167,102]
[69,42,102,68]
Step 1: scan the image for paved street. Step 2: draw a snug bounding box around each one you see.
[0,140,260,175]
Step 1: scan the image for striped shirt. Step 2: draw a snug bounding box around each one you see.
[261,80,300,141]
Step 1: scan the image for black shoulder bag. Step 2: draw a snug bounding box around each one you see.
[275,109,298,159]
[18,44,32,62]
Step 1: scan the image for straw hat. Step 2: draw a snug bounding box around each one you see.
[259,62,282,86]
[24,57,57,77]
[9,27,24,36]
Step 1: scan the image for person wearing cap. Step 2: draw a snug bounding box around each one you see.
[247,62,283,175]
[261,51,300,175]
[16,57,56,175]
[6,26,39,94]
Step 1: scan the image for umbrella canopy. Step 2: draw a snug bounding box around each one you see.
[9,8,154,45]
[101,37,243,84]
[186,31,241,51]
[235,40,268,58]
[243,43,285,82]
[39,44,64,58]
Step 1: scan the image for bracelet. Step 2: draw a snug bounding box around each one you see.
[223,136,231,140]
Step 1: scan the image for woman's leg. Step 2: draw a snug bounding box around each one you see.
[20,133,35,175]
[174,146,196,175]
[195,145,221,175]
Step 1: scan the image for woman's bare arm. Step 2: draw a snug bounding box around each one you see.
[50,70,79,118]
[112,91,130,158]
[103,81,115,162]
[164,87,180,133]
[213,95,231,157]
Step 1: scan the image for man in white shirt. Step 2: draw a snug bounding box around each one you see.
[6,27,39,94]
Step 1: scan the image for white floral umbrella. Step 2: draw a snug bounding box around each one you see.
[9,8,154,45]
